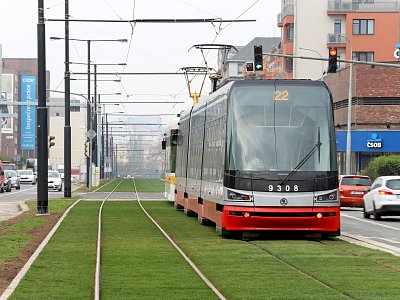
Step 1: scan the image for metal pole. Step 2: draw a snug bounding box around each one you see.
[115,144,118,177]
[64,0,72,197]
[101,112,104,179]
[37,0,48,214]
[93,64,97,167]
[97,95,101,176]
[106,113,109,178]
[339,34,353,175]
[86,40,91,187]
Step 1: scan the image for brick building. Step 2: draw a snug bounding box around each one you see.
[324,64,400,173]
[1,58,50,164]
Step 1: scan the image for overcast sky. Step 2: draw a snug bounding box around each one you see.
[1,0,281,120]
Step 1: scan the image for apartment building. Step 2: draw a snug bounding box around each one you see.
[277,0,400,174]
[278,0,400,79]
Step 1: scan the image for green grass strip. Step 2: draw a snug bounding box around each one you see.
[96,179,122,192]
[101,201,217,300]
[142,202,400,300]
[253,239,400,299]
[133,178,164,192]
[0,234,32,265]
[10,201,100,300]
[112,178,135,192]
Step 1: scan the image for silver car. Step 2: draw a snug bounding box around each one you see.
[48,171,63,191]
[17,169,37,184]
[363,176,400,220]
[5,170,20,190]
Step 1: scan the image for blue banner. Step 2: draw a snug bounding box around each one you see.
[20,75,36,150]
[336,130,400,152]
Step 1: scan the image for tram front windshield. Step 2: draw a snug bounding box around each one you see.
[226,84,336,177]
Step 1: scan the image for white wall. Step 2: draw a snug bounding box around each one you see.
[294,0,341,80]
[49,107,86,170]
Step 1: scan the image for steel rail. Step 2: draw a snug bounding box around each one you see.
[94,179,123,300]
[131,178,227,300]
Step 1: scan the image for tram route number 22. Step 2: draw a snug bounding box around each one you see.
[274,90,289,101]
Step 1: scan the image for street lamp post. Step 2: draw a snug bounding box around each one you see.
[299,47,324,79]
[338,34,353,174]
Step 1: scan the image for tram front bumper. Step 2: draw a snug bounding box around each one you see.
[222,206,340,233]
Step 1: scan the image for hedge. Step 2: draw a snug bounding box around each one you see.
[366,155,400,180]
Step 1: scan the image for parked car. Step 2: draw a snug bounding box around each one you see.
[2,171,12,192]
[17,169,37,184]
[5,170,20,190]
[363,176,400,220]
[339,175,372,207]
[0,160,4,193]
[48,171,62,191]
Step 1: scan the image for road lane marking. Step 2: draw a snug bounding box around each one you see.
[341,213,400,232]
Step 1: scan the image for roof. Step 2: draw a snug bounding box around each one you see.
[228,37,281,62]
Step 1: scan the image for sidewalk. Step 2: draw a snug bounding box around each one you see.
[0,184,83,222]
[0,202,29,221]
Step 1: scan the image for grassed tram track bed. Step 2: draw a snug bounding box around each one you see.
[142,201,400,300]
[8,198,400,299]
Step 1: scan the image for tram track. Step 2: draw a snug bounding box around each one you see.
[131,178,227,300]
[248,241,355,299]
[94,179,123,300]
[94,178,226,300]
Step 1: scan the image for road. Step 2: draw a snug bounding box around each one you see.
[341,207,400,255]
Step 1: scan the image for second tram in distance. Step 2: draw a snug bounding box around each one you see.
[168,79,340,237]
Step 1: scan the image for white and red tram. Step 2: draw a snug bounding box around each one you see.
[168,80,340,237]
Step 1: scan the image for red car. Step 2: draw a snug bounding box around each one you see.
[339,175,372,207]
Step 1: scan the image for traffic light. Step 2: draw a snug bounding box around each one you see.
[48,136,55,148]
[85,141,90,157]
[245,62,254,72]
[328,47,338,73]
[254,45,263,71]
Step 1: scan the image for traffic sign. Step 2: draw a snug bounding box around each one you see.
[86,129,97,140]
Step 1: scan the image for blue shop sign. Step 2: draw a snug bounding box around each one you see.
[336,131,400,152]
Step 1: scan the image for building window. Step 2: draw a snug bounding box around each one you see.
[285,57,293,73]
[56,112,60,116]
[334,19,341,34]
[352,51,374,62]
[353,19,374,35]
[237,63,244,74]
[285,23,294,41]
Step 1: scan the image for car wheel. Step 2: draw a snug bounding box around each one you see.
[58,185,62,192]
[373,202,381,221]
[363,205,370,219]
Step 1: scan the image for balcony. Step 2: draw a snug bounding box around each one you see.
[328,1,399,13]
[327,33,347,45]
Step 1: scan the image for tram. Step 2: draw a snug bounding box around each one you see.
[166,79,340,237]
[162,115,179,201]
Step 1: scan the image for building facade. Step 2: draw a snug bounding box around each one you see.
[278,0,400,79]
[1,58,50,165]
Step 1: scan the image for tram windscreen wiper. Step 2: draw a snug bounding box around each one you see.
[280,128,322,186]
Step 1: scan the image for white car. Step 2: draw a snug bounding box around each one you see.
[17,169,37,184]
[363,176,400,220]
[48,171,63,191]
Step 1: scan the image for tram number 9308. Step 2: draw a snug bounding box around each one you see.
[268,184,299,192]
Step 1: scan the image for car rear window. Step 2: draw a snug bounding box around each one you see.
[386,180,400,190]
[341,177,371,186]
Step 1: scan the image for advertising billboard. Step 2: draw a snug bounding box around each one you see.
[20,75,36,150]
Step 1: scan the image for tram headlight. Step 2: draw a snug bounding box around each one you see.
[314,191,338,202]
[227,190,252,201]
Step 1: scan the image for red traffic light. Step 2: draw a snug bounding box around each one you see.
[329,48,337,56]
